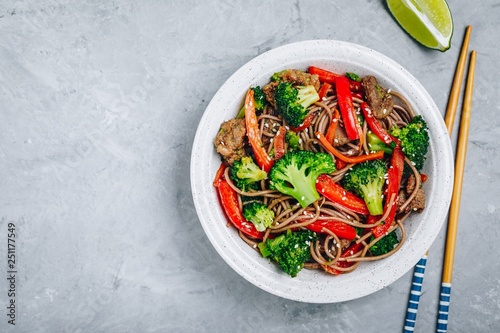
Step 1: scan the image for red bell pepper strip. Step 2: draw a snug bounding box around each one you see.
[245,89,274,173]
[318,82,332,100]
[316,132,385,164]
[213,162,227,187]
[316,174,370,215]
[273,126,286,160]
[290,111,315,132]
[372,146,405,238]
[336,76,360,141]
[308,66,340,84]
[352,92,364,100]
[360,102,400,147]
[216,178,265,239]
[306,220,357,240]
[336,158,347,170]
[308,66,363,92]
[421,173,428,183]
[366,214,381,225]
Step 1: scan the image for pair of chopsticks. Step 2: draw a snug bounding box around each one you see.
[403,25,476,333]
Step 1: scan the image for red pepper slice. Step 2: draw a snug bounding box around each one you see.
[336,158,347,170]
[348,80,363,93]
[372,146,405,238]
[306,220,357,240]
[360,102,400,147]
[216,178,265,239]
[316,132,385,164]
[336,76,362,141]
[318,82,332,100]
[316,174,370,215]
[290,111,315,132]
[308,66,340,84]
[308,66,363,93]
[273,126,286,160]
[352,92,364,100]
[245,89,274,173]
[213,162,227,187]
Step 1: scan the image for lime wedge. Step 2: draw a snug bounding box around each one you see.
[386,0,454,51]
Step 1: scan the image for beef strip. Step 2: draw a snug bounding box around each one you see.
[397,184,426,214]
[333,125,351,147]
[213,118,247,165]
[362,75,394,119]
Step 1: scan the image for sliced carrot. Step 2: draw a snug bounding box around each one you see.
[316,132,384,164]
[245,89,274,173]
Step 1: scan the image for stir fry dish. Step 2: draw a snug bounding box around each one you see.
[213,67,429,277]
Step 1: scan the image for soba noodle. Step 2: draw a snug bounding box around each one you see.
[214,69,427,276]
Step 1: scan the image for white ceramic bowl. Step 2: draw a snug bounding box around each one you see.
[190,40,454,303]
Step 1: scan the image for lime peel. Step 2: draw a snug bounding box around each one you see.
[386,0,454,51]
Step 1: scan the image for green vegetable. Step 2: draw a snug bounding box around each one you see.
[390,115,430,171]
[367,131,394,154]
[271,70,286,82]
[230,156,267,191]
[236,86,266,118]
[370,230,399,256]
[274,82,319,128]
[269,150,336,208]
[258,229,317,277]
[285,130,301,150]
[242,201,275,232]
[346,72,361,82]
[341,159,388,216]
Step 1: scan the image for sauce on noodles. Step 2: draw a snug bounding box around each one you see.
[213,67,429,277]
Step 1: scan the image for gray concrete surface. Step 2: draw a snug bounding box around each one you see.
[1,1,499,332]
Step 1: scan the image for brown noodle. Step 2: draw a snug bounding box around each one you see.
[219,78,426,276]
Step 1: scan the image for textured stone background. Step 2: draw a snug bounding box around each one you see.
[0,1,499,332]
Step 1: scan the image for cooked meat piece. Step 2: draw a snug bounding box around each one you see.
[398,187,426,214]
[333,125,351,147]
[405,174,422,195]
[262,81,278,107]
[362,75,394,119]
[262,69,321,107]
[407,188,426,213]
[396,190,407,212]
[214,118,247,165]
[279,69,321,91]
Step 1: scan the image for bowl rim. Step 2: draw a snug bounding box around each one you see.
[190,39,454,303]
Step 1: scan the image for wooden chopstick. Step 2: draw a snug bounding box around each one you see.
[403,25,473,333]
[437,49,476,333]
[445,26,473,133]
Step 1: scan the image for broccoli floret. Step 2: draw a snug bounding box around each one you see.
[285,130,301,150]
[270,70,286,82]
[390,115,430,171]
[230,156,267,191]
[242,201,275,232]
[269,150,335,208]
[367,131,394,154]
[342,159,388,216]
[258,229,317,277]
[345,72,361,82]
[370,230,399,256]
[274,82,319,128]
[236,86,266,118]
[252,86,266,111]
